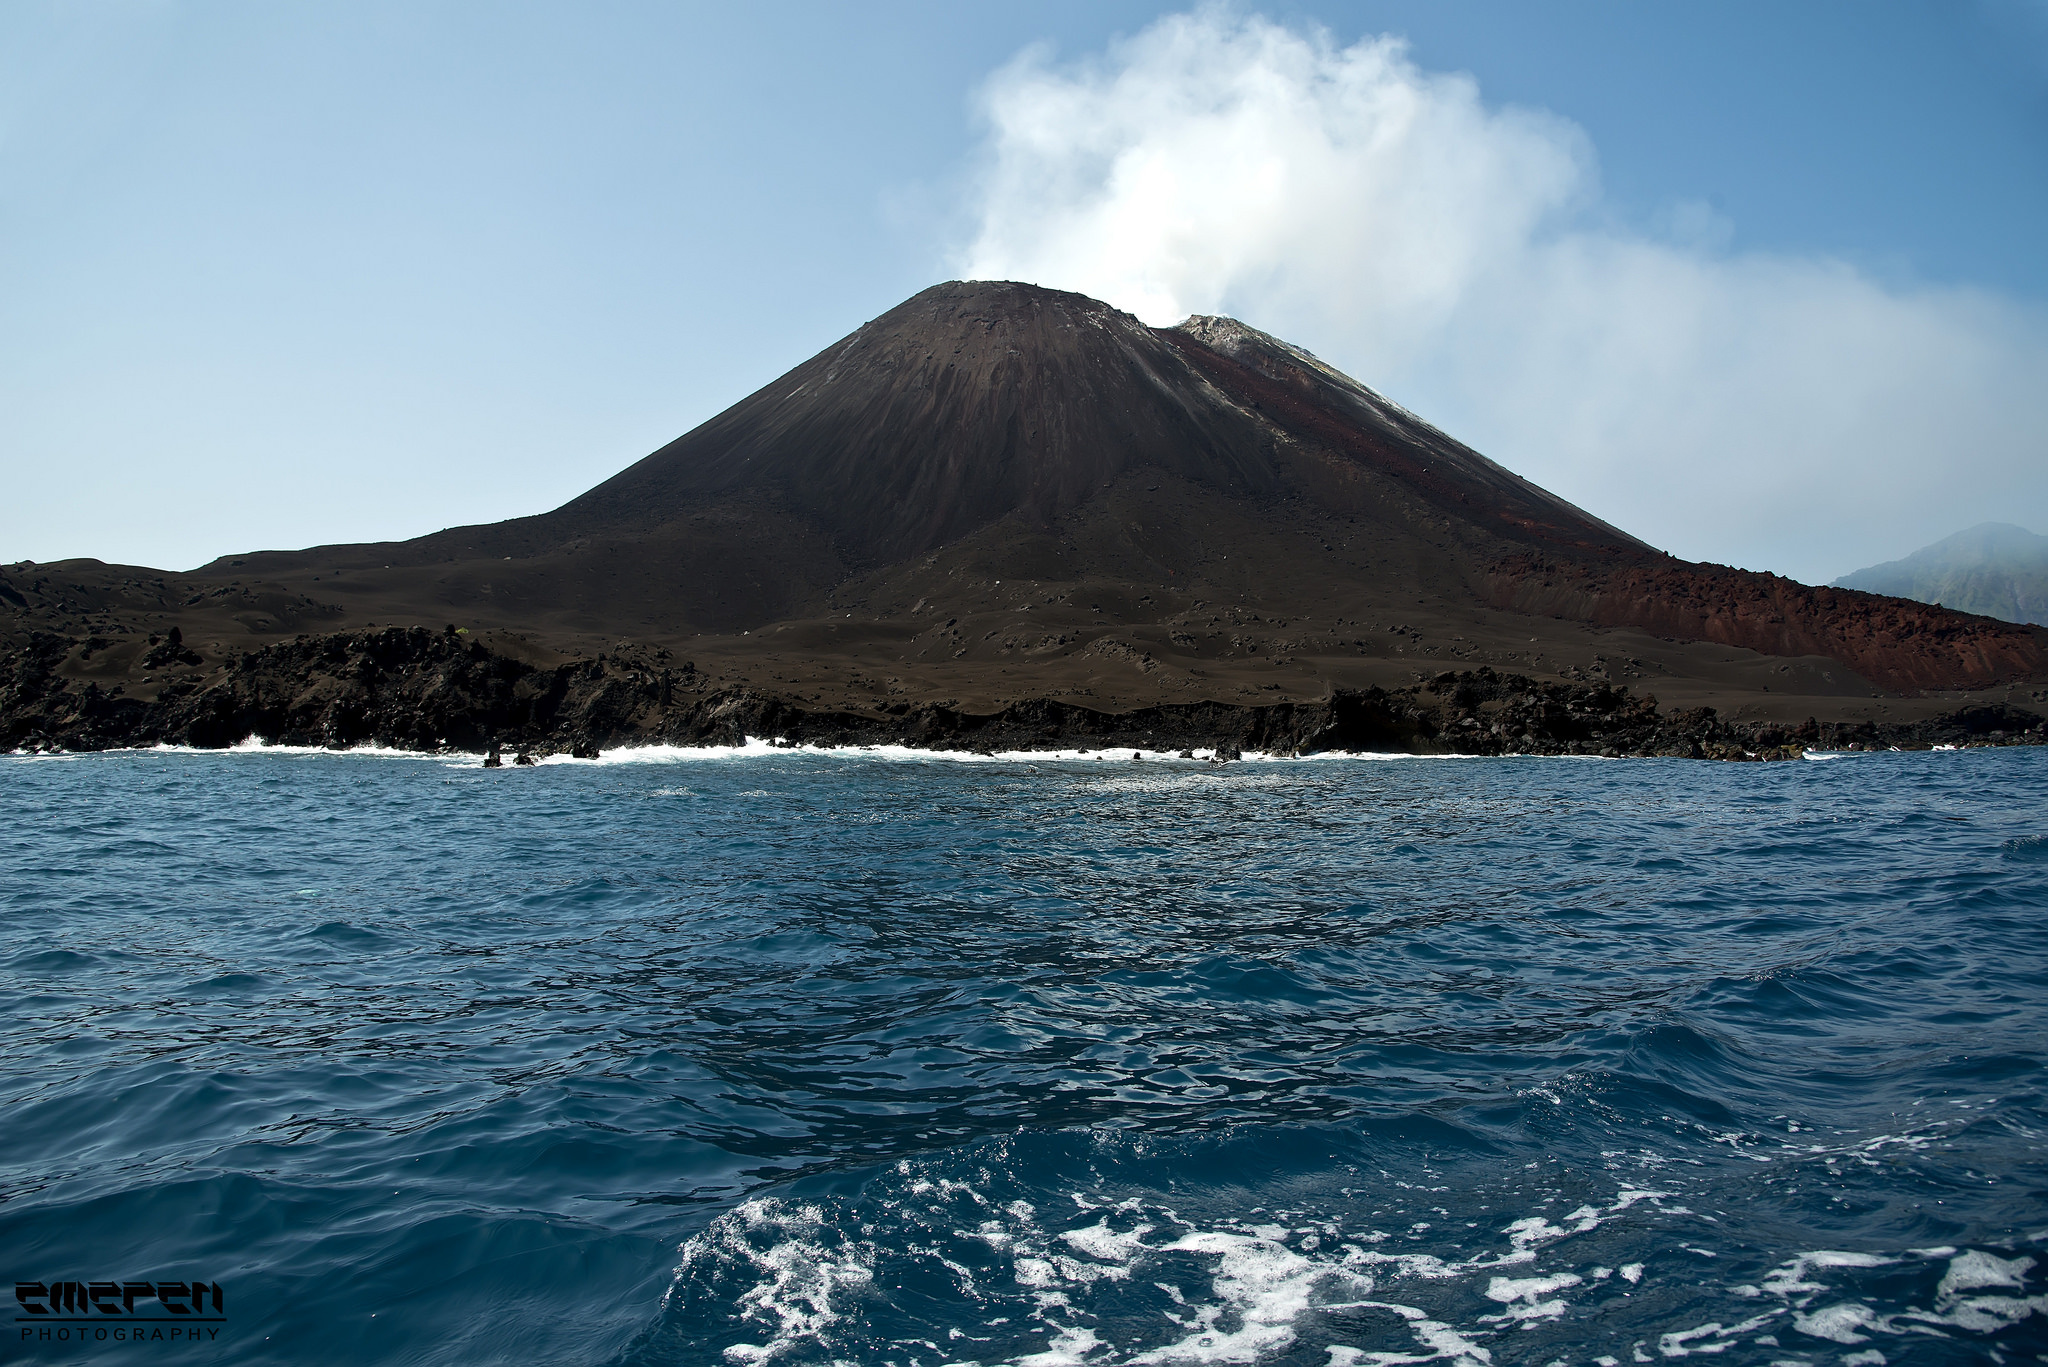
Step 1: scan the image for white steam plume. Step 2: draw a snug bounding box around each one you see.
[958,10,2048,583]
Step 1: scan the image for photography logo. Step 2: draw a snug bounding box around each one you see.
[15,1280,224,1346]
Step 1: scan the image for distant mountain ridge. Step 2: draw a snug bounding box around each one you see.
[1835,523,2048,627]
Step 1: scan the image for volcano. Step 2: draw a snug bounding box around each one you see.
[5,281,2045,756]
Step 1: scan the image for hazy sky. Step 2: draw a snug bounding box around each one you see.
[5,1,2044,583]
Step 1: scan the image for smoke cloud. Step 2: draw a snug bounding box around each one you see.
[958,10,2048,583]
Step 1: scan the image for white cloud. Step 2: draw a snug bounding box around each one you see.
[958,9,2048,583]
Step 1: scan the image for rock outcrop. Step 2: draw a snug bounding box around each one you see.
[5,628,2039,761]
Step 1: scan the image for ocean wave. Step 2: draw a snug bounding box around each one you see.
[635,1135,2047,1366]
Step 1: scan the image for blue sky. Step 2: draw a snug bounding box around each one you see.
[4,1,2044,581]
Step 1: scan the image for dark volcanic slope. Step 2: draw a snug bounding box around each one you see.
[172,280,1663,635]
[565,285,1644,567]
[1166,314,1649,556]
[568,285,1287,565]
[4,280,2045,753]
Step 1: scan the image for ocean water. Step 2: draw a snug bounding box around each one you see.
[2,744,2045,1367]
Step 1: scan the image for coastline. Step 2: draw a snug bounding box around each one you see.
[5,625,2042,763]
[4,734,2034,767]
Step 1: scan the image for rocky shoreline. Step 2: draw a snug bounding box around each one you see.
[4,626,2043,762]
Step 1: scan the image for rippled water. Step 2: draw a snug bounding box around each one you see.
[2,745,2044,1365]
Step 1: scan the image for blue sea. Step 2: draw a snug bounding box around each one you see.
[3,743,2045,1366]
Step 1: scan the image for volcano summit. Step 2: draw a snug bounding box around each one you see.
[4,281,2044,757]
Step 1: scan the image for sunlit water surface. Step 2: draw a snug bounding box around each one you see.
[2,745,2044,1366]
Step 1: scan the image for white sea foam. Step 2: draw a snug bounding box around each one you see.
[1483,1271,1583,1303]
[667,1176,2044,1366]
[1934,1248,2033,1302]
[1789,1302,1882,1344]
[1082,1182,1637,1352]
[146,738,448,759]
[671,1198,877,1366]
[1759,1250,1896,1298]
[1062,1218,1156,1263]
[521,737,1225,766]
[1756,1246,2048,1346]
[1130,1229,1372,1363]
[516,736,1572,767]
[3,738,454,762]
[1343,1301,1494,1366]
[1655,1314,1778,1357]
[1013,1324,1106,1365]
[8,733,1651,766]
[528,738,802,765]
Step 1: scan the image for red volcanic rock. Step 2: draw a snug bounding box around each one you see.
[1492,554,2046,692]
